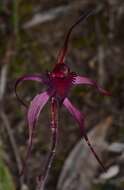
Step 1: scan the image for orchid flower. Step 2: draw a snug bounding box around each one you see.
[15,8,111,189]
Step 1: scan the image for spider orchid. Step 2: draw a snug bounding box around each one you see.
[15,9,111,189]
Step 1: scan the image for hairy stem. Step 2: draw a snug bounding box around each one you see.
[37,97,58,190]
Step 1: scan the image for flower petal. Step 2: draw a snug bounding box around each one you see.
[57,8,94,64]
[73,75,111,96]
[15,74,44,107]
[20,91,49,176]
[63,98,106,171]
[27,91,49,141]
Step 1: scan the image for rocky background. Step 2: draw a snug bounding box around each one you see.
[0,0,124,190]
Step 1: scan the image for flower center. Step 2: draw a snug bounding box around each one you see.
[52,64,70,78]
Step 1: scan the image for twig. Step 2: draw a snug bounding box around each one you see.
[23,5,70,29]
[95,19,106,86]
[0,32,23,188]
[0,64,8,101]
[13,0,19,37]
[0,111,24,187]
[0,68,24,189]
[23,3,103,30]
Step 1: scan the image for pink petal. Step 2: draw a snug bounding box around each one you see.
[63,98,83,122]
[27,91,49,140]
[63,98,106,171]
[20,91,49,175]
[15,74,44,107]
[73,75,111,96]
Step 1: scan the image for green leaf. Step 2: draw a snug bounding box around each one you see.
[0,158,15,190]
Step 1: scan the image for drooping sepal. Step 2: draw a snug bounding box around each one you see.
[63,98,106,171]
[20,91,49,176]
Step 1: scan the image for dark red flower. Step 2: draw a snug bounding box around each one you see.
[15,8,111,189]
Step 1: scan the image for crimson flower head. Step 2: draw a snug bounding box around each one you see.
[15,8,111,190]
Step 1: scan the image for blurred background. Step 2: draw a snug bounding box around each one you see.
[0,0,124,190]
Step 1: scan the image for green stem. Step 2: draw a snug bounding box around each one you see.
[13,0,19,45]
